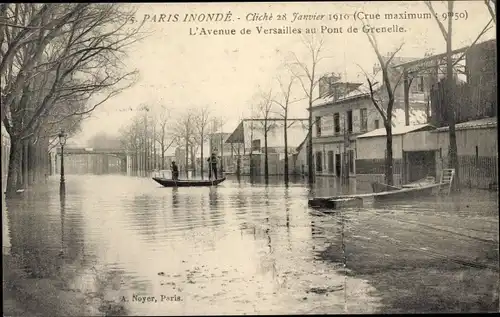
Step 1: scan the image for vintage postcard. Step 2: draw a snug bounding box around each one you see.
[1,1,498,316]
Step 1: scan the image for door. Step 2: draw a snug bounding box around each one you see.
[315,151,323,172]
[408,151,437,182]
[327,151,334,173]
[335,154,341,177]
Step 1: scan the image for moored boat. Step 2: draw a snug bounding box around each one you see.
[152,177,226,187]
[309,171,454,209]
[371,182,444,201]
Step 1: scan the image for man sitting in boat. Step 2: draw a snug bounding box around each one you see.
[207,152,218,180]
[171,161,179,180]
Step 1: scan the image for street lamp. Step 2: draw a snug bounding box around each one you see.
[58,130,67,192]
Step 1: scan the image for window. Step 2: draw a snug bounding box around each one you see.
[315,116,322,137]
[416,76,424,92]
[374,119,380,129]
[327,151,334,173]
[251,139,261,152]
[334,113,340,133]
[346,110,353,133]
[315,151,323,172]
[349,150,354,174]
[360,108,368,132]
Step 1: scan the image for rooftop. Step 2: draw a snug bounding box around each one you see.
[357,123,433,139]
[394,39,496,70]
[225,118,308,144]
[434,117,497,132]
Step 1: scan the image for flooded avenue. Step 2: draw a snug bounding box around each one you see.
[3,175,499,315]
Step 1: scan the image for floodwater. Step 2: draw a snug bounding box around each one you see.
[3,174,499,315]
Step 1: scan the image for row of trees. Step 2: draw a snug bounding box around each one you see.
[1,3,144,197]
[119,104,226,178]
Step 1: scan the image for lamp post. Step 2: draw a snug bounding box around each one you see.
[58,130,67,193]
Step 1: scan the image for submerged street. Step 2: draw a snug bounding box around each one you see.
[3,175,499,315]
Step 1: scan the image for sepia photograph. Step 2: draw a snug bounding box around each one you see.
[1,1,498,315]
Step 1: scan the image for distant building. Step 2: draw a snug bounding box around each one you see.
[394,39,497,127]
[174,147,187,170]
[225,118,308,175]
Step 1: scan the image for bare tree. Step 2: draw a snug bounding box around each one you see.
[154,105,176,170]
[287,35,329,185]
[1,3,144,196]
[272,74,300,184]
[357,17,405,186]
[171,109,196,178]
[119,114,144,174]
[254,88,275,183]
[193,105,211,179]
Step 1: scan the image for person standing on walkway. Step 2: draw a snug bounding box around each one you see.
[207,152,218,180]
[171,161,179,180]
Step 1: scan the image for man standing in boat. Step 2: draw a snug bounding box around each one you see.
[171,161,179,180]
[207,152,218,180]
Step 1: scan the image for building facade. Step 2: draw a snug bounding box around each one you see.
[309,58,430,179]
[396,39,497,128]
[356,117,497,188]
[356,124,434,185]
[225,118,308,175]
[310,92,376,178]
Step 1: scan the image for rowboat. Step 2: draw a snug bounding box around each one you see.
[309,171,455,210]
[152,177,226,187]
[371,176,444,201]
[309,177,446,209]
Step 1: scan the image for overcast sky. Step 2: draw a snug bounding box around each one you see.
[72,1,496,147]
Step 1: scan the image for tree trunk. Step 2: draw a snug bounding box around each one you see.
[200,131,204,179]
[28,140,36,185]
[191,146,195,176]
[153,141,156,170]
[385,124,394,186]
[446,0,460,191]
[185,136,189,179]
[284,117,289,184]
[23,140,28,187]
[307,101,314,184]
[264,128,269,183]
[161,143,165,170]
[6,136,22,197]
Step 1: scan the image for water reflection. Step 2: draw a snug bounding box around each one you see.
[4,175,498,315]
[60,193,65,256]
[209,186,218,209]
[172,187,179,208]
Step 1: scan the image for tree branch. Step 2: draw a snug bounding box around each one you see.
[425,1,448,40]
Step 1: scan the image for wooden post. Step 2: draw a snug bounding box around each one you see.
[404,69,410,126]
